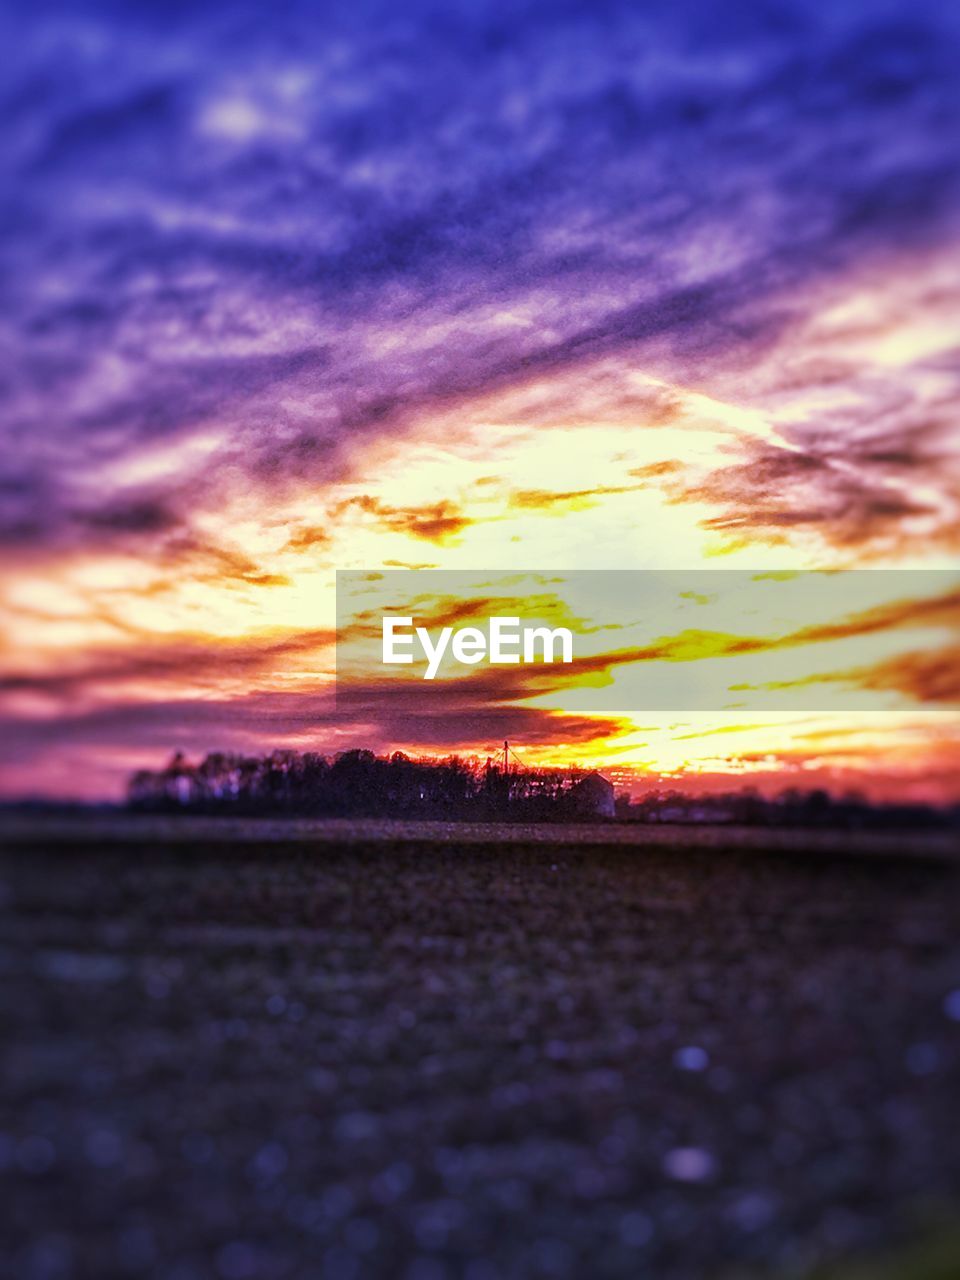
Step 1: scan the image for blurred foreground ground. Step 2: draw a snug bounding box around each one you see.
[1,821,959,1279]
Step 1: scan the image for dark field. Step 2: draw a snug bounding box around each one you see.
[2,826,960,1280]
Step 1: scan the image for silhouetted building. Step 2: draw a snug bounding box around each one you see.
[569,771,615,818]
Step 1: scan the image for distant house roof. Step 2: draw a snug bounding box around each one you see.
[570,771,615,816]
[575,771,614,793]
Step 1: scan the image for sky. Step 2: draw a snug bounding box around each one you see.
[1,0,959,802]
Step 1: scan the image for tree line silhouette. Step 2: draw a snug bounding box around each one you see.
[127,748,614,820]
[125,747,958,829]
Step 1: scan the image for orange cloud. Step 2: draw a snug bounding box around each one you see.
[509,483,647,511]
[334,496,471,543]
[733,644,960,704]
[282,524,332,552]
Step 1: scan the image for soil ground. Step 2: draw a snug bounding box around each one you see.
[2,821,959,1279]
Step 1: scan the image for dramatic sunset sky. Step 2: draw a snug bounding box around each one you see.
[2,0,959,801]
